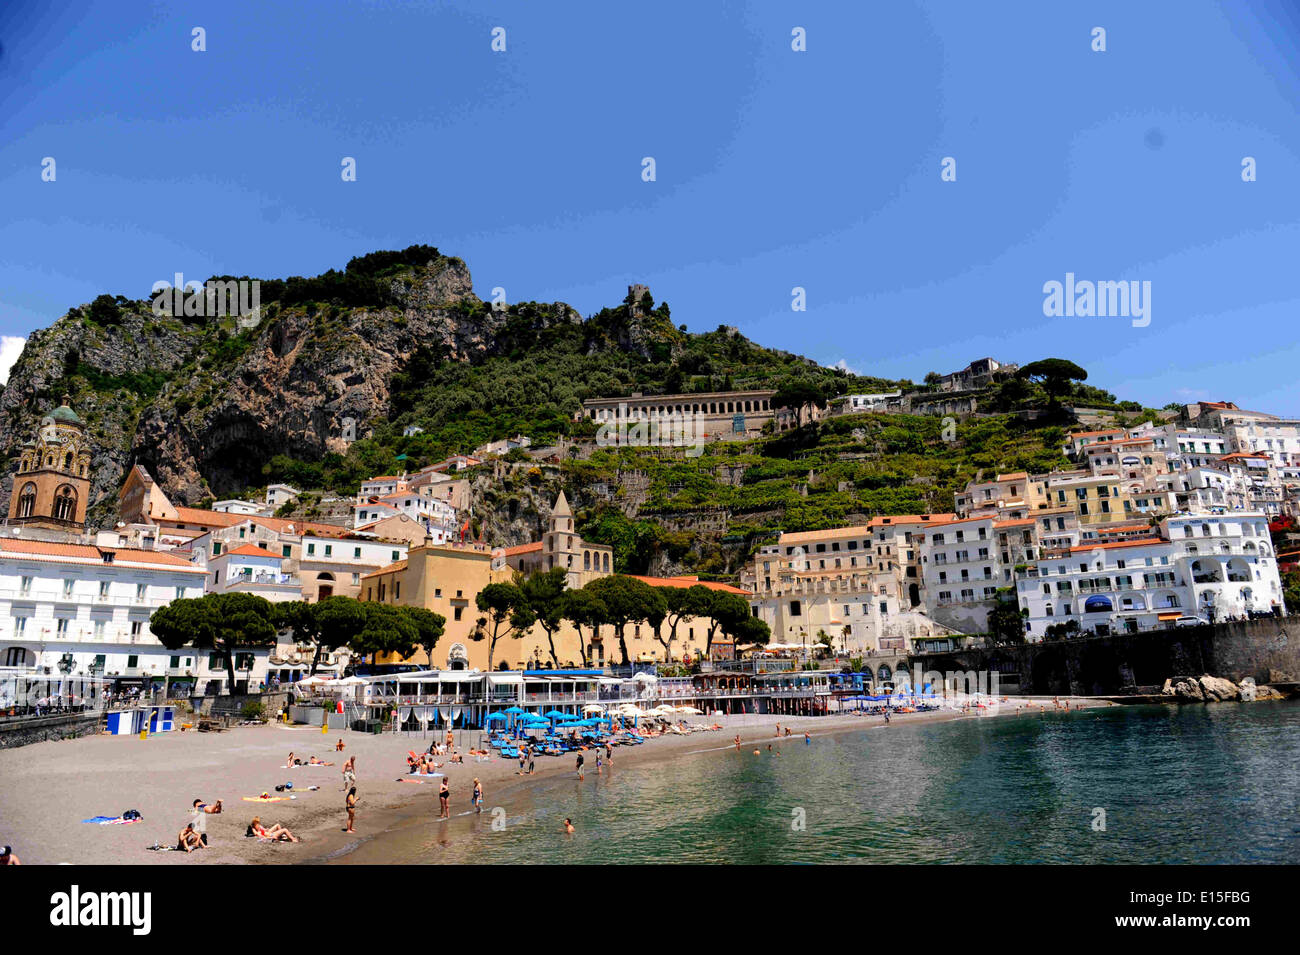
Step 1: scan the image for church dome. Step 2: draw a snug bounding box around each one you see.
[48,397,84,427]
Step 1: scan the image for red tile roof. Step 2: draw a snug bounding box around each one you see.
[221,544,280,558]
[628,574,749,594]
[0,538,204,572]
[1069,537,1163,553]
[502,541,543,557]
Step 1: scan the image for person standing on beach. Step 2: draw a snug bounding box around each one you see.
[438,777,450,819]
[734,734,741,750]
[341,755,356,791]
[518,747,526,775]
[575,752,585,779]
[345,787,357,833]
[596,751,603,775]
[527,748,536,775]
[605,742,612,765]
[472,778,483,814]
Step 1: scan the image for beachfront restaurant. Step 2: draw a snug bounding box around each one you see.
[752,670,835,716]
[359,669,606,730]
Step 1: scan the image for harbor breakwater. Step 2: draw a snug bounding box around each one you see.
[911,616,1297,697]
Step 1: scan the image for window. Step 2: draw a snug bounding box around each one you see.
[14,617,27,636]
[307,543,316,556]
[56,618,69,636]
[99,580,110,598]
[62,579,74,598]
[351,573,360,585]
[213,542,222,556]
[94,620,105,639]
[136,583,147,602]
[324,545,333,557]
[453,607,463,621]
[19,576,33,597]
[283,545,292,558]
[130,621,143,637]
[175,586,185,600]
[127,655,138,669]
[354,547,362,559]
[789,600,802,617]
[392,551,400,562]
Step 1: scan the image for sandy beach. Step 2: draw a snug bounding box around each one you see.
[0,697,1115,865]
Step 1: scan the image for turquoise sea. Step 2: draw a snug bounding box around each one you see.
[341,703,1300,864]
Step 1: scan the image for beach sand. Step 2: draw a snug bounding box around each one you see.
[0,697,1113,865]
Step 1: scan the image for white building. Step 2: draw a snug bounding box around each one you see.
[210,499,266,516]
[265,484,300,509]
[1016,512,1284,638]
[0,536,218,687]
[207,544,300,602]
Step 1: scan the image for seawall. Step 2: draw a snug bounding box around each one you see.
[911,616,1297,697]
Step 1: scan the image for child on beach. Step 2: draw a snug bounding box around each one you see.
[596,752,603,775]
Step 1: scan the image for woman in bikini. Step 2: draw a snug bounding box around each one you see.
[250,817,299,843]
[471,778,483,814]
[344,787,357,833]
[438,777,450,819]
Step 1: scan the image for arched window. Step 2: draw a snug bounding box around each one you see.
[64,452,74,470]
[53,485,78,522]
[584,551,591,571]
[17,483,37,519]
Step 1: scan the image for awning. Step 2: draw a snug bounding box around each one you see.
[1157,612,1180,621]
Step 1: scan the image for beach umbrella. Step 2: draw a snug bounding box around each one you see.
[503,706,526,714]
[582,703,605,714]
[486,713,508,724]
[543,710,570,720]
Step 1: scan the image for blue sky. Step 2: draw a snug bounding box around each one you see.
[1,0,1298,414]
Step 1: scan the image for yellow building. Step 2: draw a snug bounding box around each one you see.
[360,494,746,670]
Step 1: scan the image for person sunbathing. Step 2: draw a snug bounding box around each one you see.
[307,756,334,766]
[249,817,298,842]
[177,823,206,853]
[194,798,223,814]
[286,751,301,767]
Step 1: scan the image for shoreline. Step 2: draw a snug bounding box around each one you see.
[0,697,1114,865]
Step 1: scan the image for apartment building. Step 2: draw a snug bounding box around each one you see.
[1017,512,1284,638]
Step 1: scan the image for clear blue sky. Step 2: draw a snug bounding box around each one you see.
[2,1,1298,414]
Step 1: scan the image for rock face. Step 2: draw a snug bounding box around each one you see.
[0,255,581,515]
[1161,674,1240,702]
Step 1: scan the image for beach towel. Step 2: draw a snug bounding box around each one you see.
[242,795,295,802]
[82,815,141,825]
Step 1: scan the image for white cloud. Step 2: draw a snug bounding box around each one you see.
[830,358,859,375]
[0,336,27,385]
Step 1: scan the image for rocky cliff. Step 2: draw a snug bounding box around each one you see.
[0,250,580,520]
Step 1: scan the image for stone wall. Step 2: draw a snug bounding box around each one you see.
[911,616,1298,697]
[0,712,102,749]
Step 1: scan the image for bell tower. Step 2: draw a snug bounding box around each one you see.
[8,396,92,530]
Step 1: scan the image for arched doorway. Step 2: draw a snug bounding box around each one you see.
[316,572,335,600]
[446,643,469,671]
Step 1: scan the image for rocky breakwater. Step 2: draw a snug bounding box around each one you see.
[1161,669,1296,703]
